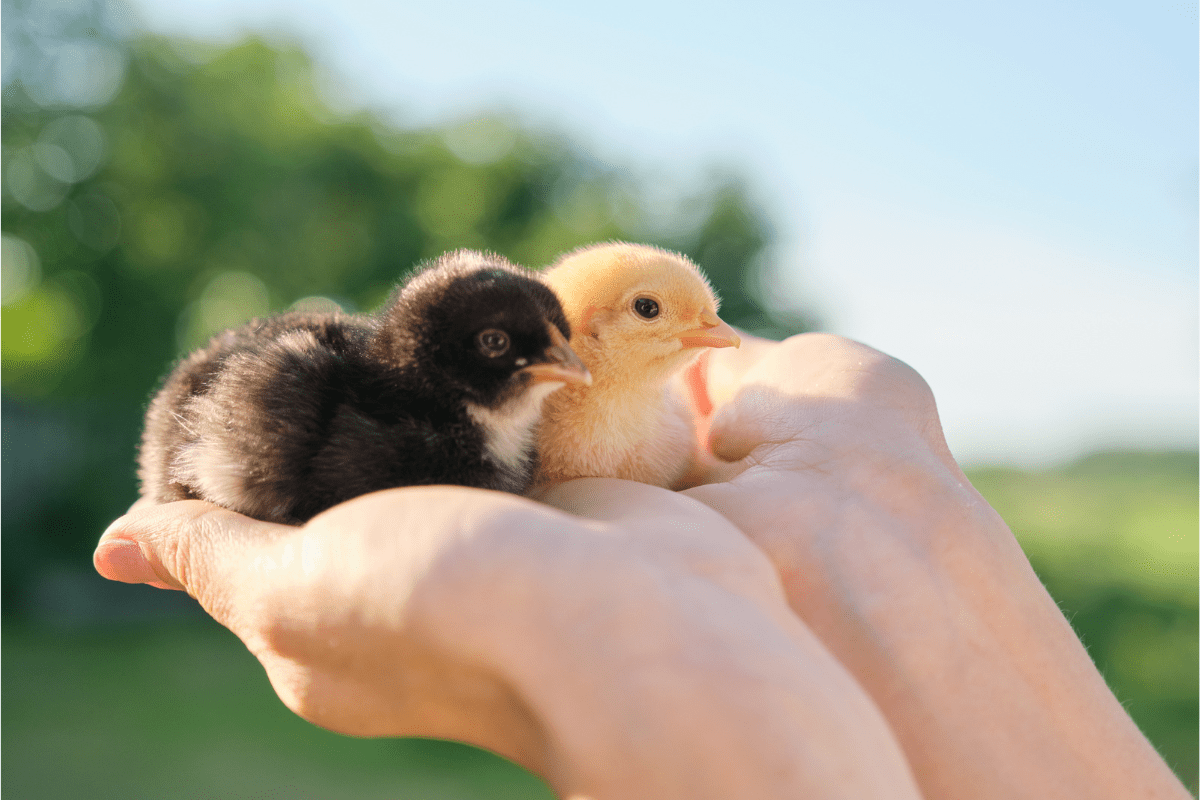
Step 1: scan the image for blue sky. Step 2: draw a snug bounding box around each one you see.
[127,0,1198,466]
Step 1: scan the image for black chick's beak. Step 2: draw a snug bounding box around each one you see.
[521,324,592,386]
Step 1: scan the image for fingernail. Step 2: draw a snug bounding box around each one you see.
[94,539,162,586]
[100,516,127,542]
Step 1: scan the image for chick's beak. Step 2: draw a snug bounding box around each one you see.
[678,308,741,350]
[522,324,592,386]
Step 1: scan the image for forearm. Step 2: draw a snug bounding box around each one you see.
[691,450,1190,800]
[860,489,1176,797]
[685,333,1190,799]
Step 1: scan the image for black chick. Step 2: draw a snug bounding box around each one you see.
[138,250,591,524]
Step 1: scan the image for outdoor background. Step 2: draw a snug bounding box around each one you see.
[2,0,1196,797]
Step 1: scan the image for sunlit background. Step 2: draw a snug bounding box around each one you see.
[3,0,1196,797]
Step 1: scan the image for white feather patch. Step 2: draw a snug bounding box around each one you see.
[466,381,563,477]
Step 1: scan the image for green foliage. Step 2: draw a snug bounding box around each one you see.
[967,450,1199,792]
[2,32,786,404]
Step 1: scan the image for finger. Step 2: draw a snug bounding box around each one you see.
[95,500,291,611]
[535,477,787,603]
[705,334,890,462]
[698,333,797,464]
[127,495,157,514]
[537,476,730,528]
[707,333,954,469]
[682,351,714,419]
[680,334,776,470]
[702,332,777,412]
[708,385,801,463]
[94,536,176,590]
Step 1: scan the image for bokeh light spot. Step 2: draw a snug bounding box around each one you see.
[5,149,70,211]
[289,296,344,314]
[177,271,270,351]
[2,235,43,305]
[34,41,127,108]
[30,142,75,184]
[1,283,85,363]
[38,114,107,182]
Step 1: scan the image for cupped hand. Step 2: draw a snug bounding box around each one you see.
[96,330,1186,800]
[96,479,921,800]
[683,332,1190,800]
[96,492,561,755]
[685,333,1020,665]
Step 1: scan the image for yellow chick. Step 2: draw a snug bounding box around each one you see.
[535,242,740,489]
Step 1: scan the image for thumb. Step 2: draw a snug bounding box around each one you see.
[95,500,290,613]
[702,333,778,413]
[708,385,802,464]
[681,334,778,461]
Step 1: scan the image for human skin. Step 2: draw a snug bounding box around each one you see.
[684,333,1191,800]
[94,333,1189,799]
[95,471,921,798]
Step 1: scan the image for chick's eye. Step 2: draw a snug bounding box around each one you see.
[476,329,510,357]
[633,297,660,319]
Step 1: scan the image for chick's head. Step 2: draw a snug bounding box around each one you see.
[542,243,740,380]
[379,250,590,408]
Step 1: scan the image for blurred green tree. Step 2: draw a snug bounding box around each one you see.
[1,0,801,608]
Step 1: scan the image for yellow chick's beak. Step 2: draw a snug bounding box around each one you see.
[522,324,593,386]
[678,309,741,350]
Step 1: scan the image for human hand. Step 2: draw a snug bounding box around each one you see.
[96,481,921,799]
[684,333,1190,800]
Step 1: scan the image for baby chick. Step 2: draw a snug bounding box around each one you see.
[535,242,739,489]
[139,250,590,524]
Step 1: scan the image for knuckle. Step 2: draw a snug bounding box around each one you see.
[150,527,193,588]
[808,334,942,426]
[879,356,937,408]
[147,504,244,619]
[781,332,937,407]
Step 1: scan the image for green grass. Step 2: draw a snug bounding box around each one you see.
[1,621,555,799]
[966,450,1198,792]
